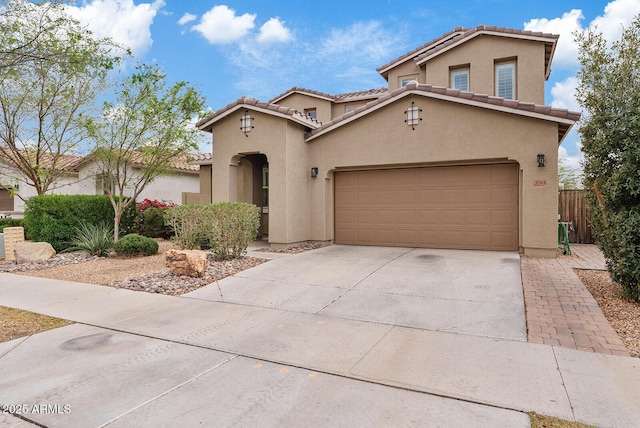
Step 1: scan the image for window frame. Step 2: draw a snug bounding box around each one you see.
[449,65,470,91]
[304,108,317,120]
[400,75,419,87]
[495,59,516,100]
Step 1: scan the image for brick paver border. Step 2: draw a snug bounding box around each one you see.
[521,248,629,356]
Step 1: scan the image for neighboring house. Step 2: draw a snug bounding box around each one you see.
[0,150,201,214]
[196,25,581,257]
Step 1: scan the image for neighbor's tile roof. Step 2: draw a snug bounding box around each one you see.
[0,148,83,172]
[127,151,200,172]
[378,25,559,79]
[196,96,323,131]
[189,153,212,163]
[307,81,581,143]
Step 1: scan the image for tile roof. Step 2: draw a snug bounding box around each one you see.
[334,88,389,102]
[306,81,581,143]
[189,153,212,163]
[269,86,388,105]
[377,25,559,79]
[196,96,323,132]
[0,148,83,172]
[376,27,467,75]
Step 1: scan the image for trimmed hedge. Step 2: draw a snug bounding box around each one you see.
[113,233,158,256]
[165,202,260,259]
[23,195,138,252]
[0,218,23,233]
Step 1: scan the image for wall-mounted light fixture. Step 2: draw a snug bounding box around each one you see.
[310,167,318,178]
[537,153,546,167]
[240,109,254,137]
[404,101,423,130]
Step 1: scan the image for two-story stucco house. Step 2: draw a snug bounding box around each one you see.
[196,25,581,257]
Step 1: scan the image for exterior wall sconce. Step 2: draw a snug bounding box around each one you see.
[404,101,423,130]
[240,109,254,137]
[310,167,319,178]
[537,153,546,167]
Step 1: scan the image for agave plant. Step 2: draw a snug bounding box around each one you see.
[65,222,114,257]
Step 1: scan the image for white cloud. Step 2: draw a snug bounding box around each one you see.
[524,9,584,69]
[319,21,401,64]
[591,0,640,43]
[178,12,197,26]
[65,0,165,57]
[191,5,255,44]
[558,143,584,172]
[257,18,293,44]
[550,76,581,111]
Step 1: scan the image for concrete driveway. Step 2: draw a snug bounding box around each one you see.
[187,245,526,341]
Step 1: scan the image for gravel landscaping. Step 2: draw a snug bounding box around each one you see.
[576,269,640,358]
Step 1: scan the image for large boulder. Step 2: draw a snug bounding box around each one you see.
[165,249,208,278]
[14,241,56,264]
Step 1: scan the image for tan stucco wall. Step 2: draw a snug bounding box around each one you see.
[385,35,547,104]
[209,109,311,245]
[306,94,559,255]
[424,35,547,104]
[272,93,333,123]
[386,61,423,91]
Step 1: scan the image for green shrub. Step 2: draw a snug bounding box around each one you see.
[113,233,159,256]
[0,218,23,233]
[590,204,640,300]
[165,202,260,259]
[23,195,138,252]
[64,222,114,257]
[141,207,172,238]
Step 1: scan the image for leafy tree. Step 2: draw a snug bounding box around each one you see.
[84,64,206,240]
[0,0,125,195]
[558,158,582,190]
[575,14,640,300]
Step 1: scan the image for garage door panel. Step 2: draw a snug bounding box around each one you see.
[377,210,394,224]
[335,164,518,251]
[416,189,440,204]
[466,209,491,225]
[417,209,440,225]
[356,191,375,205]
[396,209,417,224]
[395,190,416,204]
[441,209,464,226]
[377,190,394,204]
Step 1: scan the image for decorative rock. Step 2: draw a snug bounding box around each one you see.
[165,249,208,278]
[14,241,56,264]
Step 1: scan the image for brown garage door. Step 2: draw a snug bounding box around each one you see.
[334,164,518,251]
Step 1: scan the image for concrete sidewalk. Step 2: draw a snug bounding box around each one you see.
[1,271,639,427]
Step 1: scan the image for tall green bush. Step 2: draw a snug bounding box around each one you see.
[23,195,138,252]
[165,202,260,259]
[576,16,640,300]
[141,207,173,239]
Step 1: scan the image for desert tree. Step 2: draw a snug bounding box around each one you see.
[0,0,126,195]
[84,64,206,240]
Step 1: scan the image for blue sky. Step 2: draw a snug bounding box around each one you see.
[64,0,640,166]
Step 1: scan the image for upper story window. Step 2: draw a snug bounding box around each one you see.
[304,108,317,119]
[495,60,516,100]
[450,66,469,91]
[400,75,419,87]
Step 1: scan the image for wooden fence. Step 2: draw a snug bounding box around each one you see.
[558,190,594,244]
